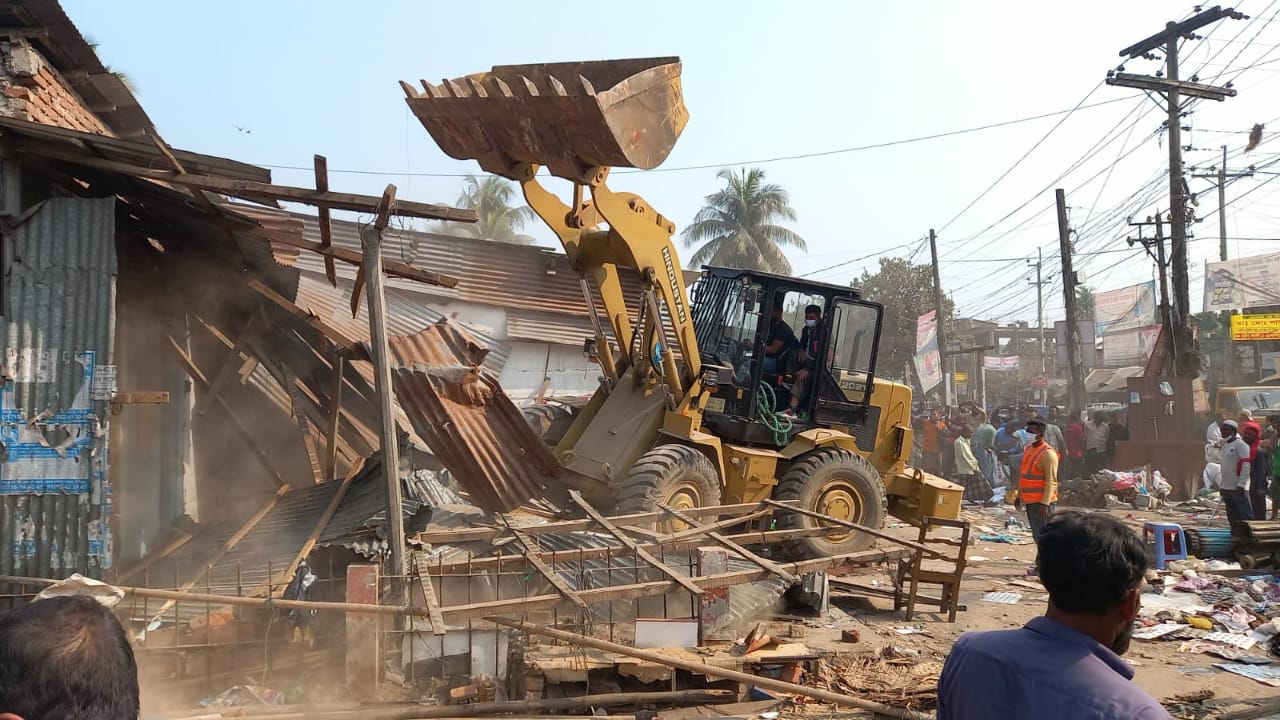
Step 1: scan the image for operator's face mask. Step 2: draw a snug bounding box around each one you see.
[804,318,817,328]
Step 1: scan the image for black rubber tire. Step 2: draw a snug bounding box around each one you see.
[521,404,575,447]
[773,448,888,559]
[614,445,722,524]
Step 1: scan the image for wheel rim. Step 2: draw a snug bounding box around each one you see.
[812,477,865,542]
[660,480,703,533]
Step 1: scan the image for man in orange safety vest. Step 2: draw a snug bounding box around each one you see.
[1016,417,1059,553]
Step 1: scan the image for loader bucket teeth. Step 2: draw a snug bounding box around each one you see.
[404,57,688,181]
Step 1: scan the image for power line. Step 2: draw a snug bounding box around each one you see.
[255,97,1138,179]
[934,83,1103,235]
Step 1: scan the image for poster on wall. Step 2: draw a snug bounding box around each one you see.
[1095,282,1157,336]
[913,311,942,392]
[1101,326,1162,368]
[0,350,98,495]
[1204,252,1280,311]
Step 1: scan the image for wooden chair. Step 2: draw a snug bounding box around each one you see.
[894,515,971,622]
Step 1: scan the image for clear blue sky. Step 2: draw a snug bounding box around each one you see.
[65,1,1280,325]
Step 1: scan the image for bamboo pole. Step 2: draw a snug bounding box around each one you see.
[486,618,933,720]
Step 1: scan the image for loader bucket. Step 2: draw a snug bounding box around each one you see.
[403,57,688,181]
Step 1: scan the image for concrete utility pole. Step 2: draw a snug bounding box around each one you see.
[1108,5,1243,375]
[360,184,408,601]
[1028,248,1050,405]
[929,229,951,404]
[1057,189,1088,413]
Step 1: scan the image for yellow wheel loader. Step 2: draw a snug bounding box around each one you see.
[402,57,961,557]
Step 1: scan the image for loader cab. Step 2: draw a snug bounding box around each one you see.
[691,267,884,448]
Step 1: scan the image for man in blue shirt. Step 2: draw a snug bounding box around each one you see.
[937,512,1169,719]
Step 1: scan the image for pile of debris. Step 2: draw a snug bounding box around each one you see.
[1060,469,1173,509]
[813,652,942,712]
[1133,563,1280,687]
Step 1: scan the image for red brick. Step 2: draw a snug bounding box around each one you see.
[1,86,27,99]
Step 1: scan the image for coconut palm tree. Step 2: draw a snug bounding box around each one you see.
[681,167,807,274]
[437,174,537,244]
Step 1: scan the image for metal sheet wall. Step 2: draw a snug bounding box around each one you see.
[0,197,116,584]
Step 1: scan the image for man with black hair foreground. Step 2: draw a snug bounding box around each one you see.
[937,512,1169,719]
[0,595,140,720]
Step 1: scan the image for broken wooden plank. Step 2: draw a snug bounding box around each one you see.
[195,313,261,416]
[658,503,797,585]
[248,458,365,600]
[761,498,943,559]
[326,355,345,482]
[148,132,219,212]
[142,484,291,627]
[416,501,799,544]
[19,141,478,223]
[656,507,772,544]
[110,391,169,405]
[314,154,337,287]
[569,490,702,596]
[508,526,587,608]
[113,530,194,585]
[247,278,363,353]
[166,333,285,487]
[282,364,325,484]
[166,334,209,386]
[409,553,446,636]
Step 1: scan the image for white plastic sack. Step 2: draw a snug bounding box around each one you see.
[34,573,124,608]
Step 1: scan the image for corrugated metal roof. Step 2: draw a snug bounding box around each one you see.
[0,198,115,582]
[292,273,508,372]
[506,309,595,348]
[143,460,429,594]
[385,321,561,513]
[286,213,697,321]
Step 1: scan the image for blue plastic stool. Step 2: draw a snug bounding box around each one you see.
[1143,522,1188,569]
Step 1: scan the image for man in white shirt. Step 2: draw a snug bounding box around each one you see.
[1206,411,1226,446]
[1219,419,1255,529]
[1085,412,1110,474]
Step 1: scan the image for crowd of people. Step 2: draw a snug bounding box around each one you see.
[1204,409,1280,526]
[915,403,1130,506]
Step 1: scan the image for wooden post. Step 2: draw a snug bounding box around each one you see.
[361,185,407,600]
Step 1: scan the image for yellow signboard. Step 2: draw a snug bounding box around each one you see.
[954,372,969,382]
[1231,313,1280,340]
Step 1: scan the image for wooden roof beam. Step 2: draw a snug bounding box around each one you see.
[17,141,478,222]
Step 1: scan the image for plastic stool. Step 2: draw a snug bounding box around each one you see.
[1143,522,1188,569]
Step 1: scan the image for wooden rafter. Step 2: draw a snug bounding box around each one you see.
[17,140,477,222]
[658,503,797,584]
[326,355,345,482]
[760,499,944,559]
[507,526,587,609]
[194,312,262,417]
[569,490,702,595]
[166,331,285,488]
[314,154,337,287]
[247,278,363,354]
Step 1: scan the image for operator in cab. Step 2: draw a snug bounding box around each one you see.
[782,304,824,418]
[762,295,798,376]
